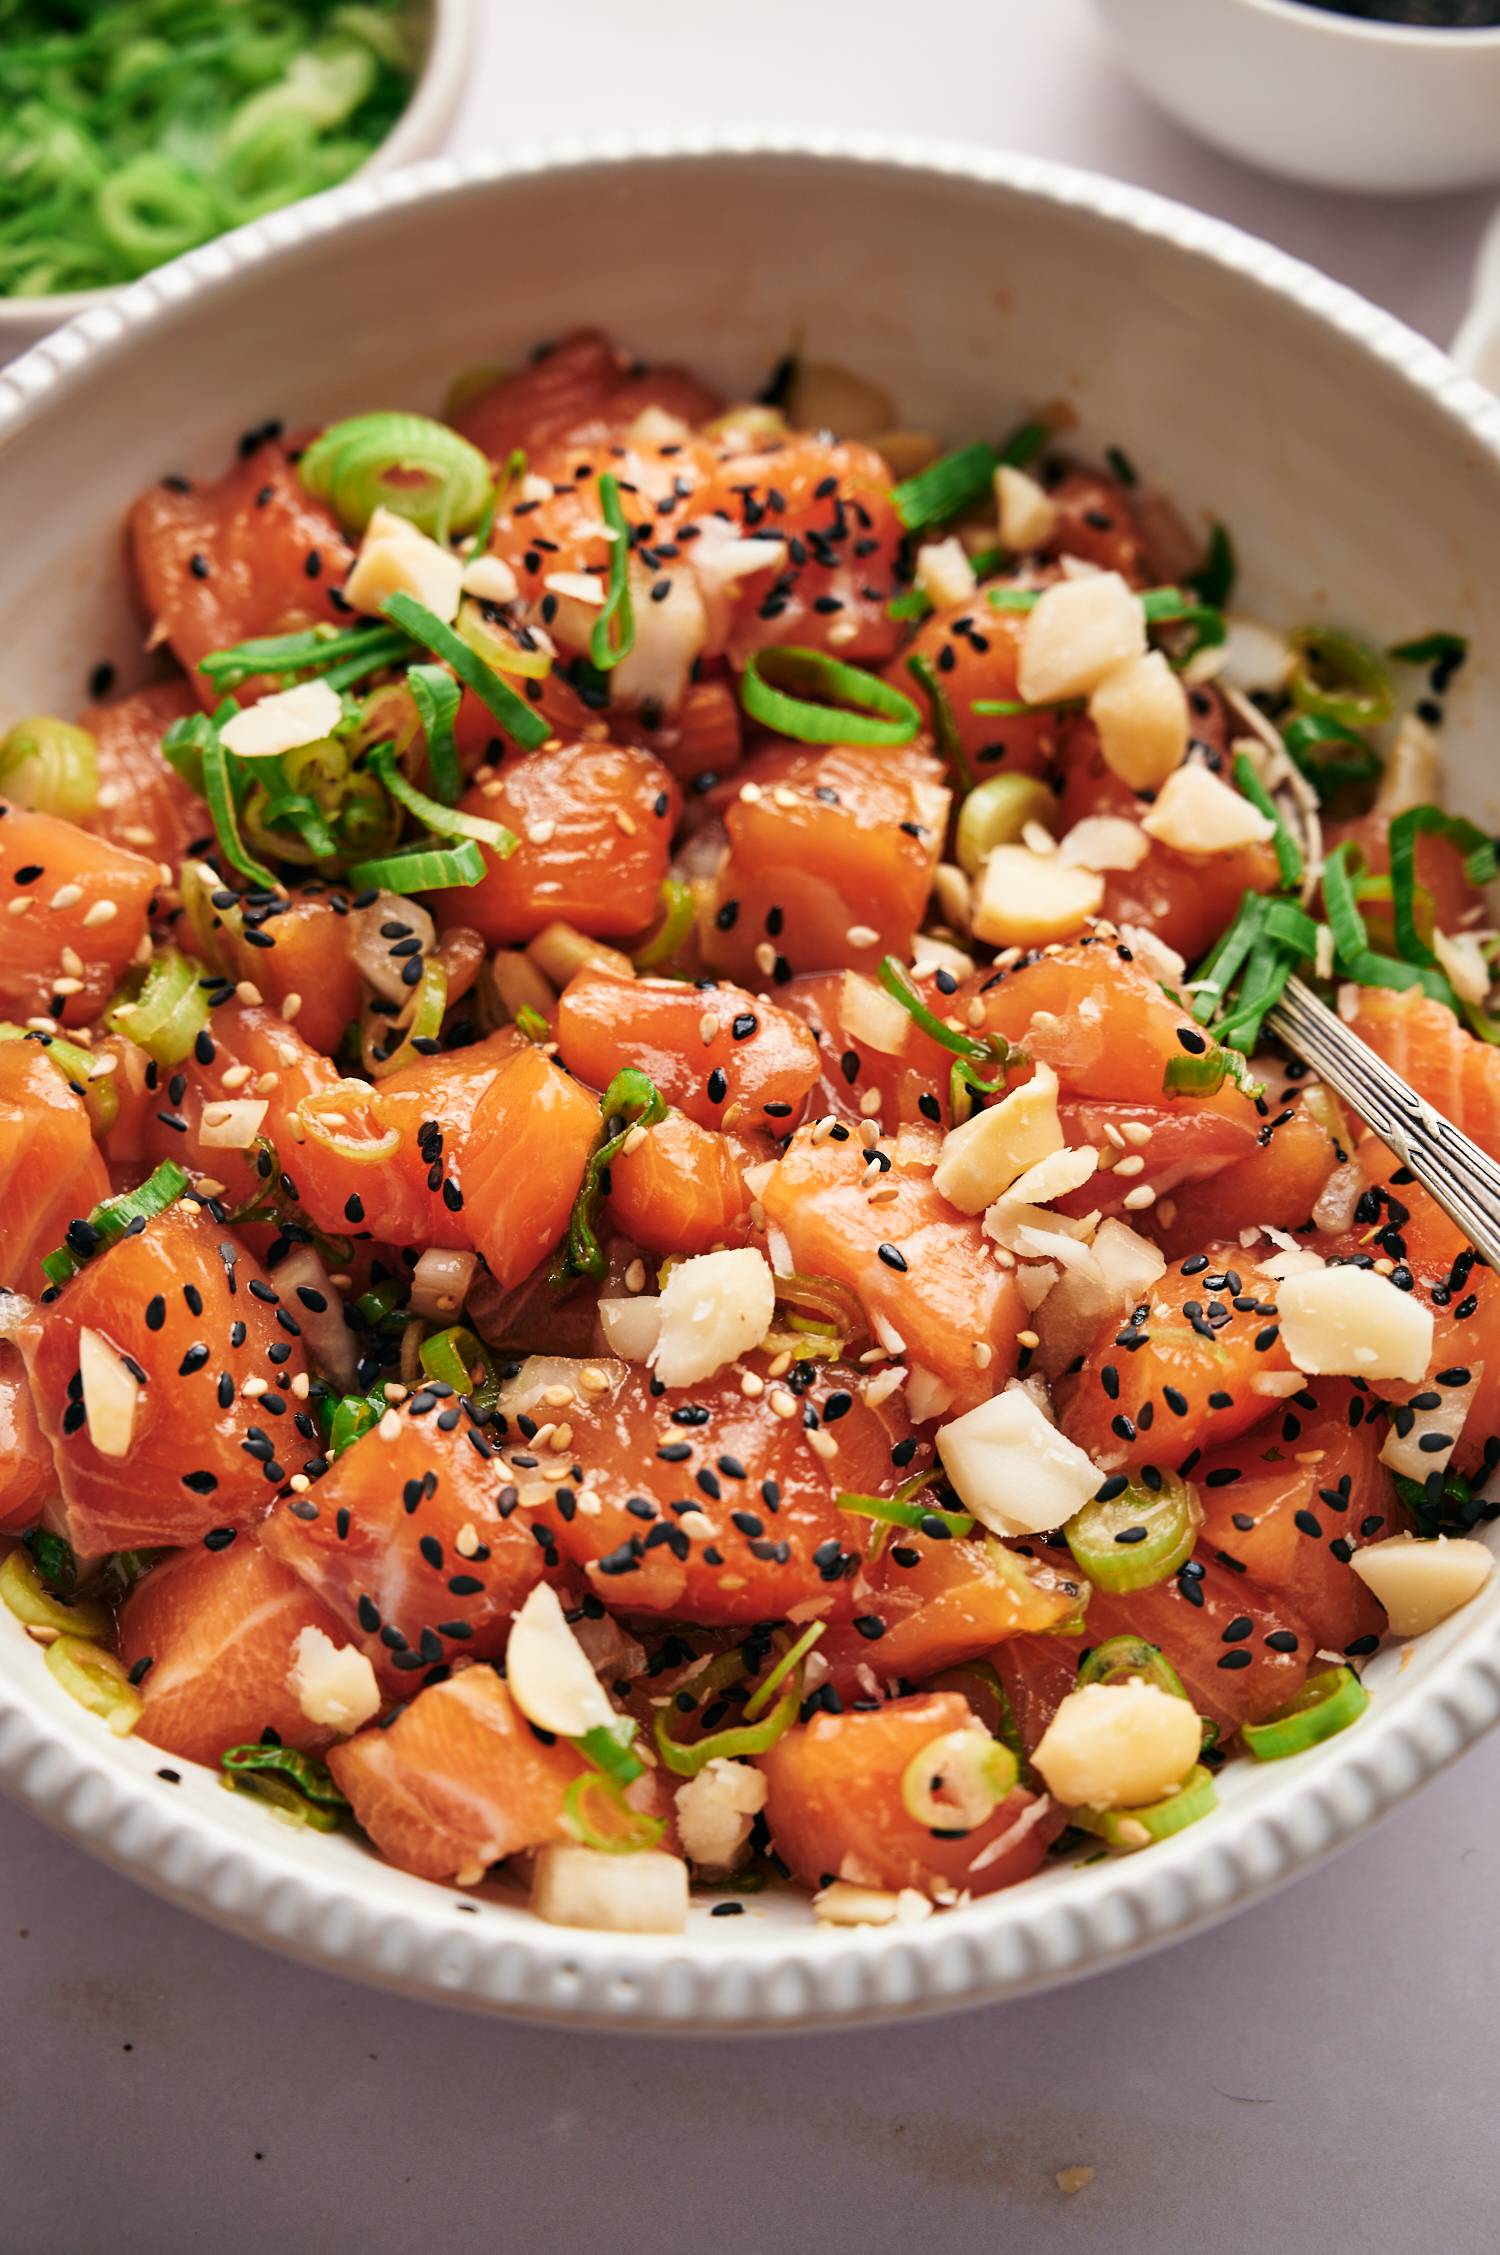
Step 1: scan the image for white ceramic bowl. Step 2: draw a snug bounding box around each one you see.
[1091,0,1500,194]
[5,134,1500,2032]
[0,0,475,359]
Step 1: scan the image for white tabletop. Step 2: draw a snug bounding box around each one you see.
[7,6,1499,2249]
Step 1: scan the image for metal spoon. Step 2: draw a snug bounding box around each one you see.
[1269,975,1500,1268]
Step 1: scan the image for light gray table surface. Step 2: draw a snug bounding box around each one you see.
[5,6,1499,2250]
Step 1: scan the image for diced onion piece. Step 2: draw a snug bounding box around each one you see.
[994,462,1057,551]
[1277,1264,1433,1383]
[598,1296,662,1363]
[349,892,437,1006]
[271,1245,356,1389]
[289,1625,381,1735]
[1434,928,1492,1008]
[460,553,520,605]
[840,970,911,1057]
[905,1366,956,1424]
[493,1355,618,1422]
[1033,1681,1201,1810]
[1350,1534,1493,1637]
[344,505,463,625]
[1217,616,1292,696]
[971,844,1103,949]
[610,566,707,715]
[674,1757,768,1870]
[1018,571,1146,704]
[506,1582,617,1738]
[409,1246,477,1321]
[198,1097,269,1149]
[651,1248,775,1389]
[1088,650,1189,792]
[914,536,976,613]
[1140,762,1276,856]
[1375,711,1440,816]
[1058,814,1150,872]
[488,948,556,1024]
[937,1382,1102,1538]
[935,1060,1063,1213]
[531,1844,689,1934]
[219,678,343,761]
[526,923,634,988]
[812,1880,935,1927]
[78,1325,138,1459]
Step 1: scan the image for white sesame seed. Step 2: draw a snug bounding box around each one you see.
[526,819,556,845]
[82,899,119,929]
[1121,1120,1152,1146]
[699,1011,719,1046]
[1113,1154,1146,1178]
[50,884,83,911]
[624,1258,647,1293]
[1122,1184,1157,1210]
[753,941,777,977]
[235,980,262,1006]
[846,924,879,949]
[280,992,303,1022]
[59,945,84,977]
[769,1389,798,1421]
[1017,1328,1040,1350]
[806,1427,838,1461]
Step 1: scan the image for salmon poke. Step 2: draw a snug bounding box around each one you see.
[0,328,1495,1935]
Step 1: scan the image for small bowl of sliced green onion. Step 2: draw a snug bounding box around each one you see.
[0,0,473,356]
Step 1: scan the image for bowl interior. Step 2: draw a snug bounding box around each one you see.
[4,146,1500,2024]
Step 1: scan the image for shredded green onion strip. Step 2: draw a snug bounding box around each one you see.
[554,1069,668,1283]
[381,591,551,751]
[364,740,515,860]
[41,1159,190,1288]
[589,472,636,672]
[740,646,921,748]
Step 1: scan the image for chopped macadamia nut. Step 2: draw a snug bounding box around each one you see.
[598,1296,662,1362]
[812,1881,935,1927]
[531,1845,688,1934]
[1277,1264,1433,1383]
[934,1061,1064,1213]
[674,1758,768,1870]
[1057,815,1151,872]
[1350,1534,1493,1637]
[840,970,911,1056]
[938,1382,1101,1537]
[506,1582,617,1738]
[651,1247,775,1388]
[1018,571,1146,704]
[995,462,1057,551]
[971,844,1103,949]
[78,1325,137,1458]
[1033,1681,1201,1809]
[343,505,462,624]
[1139,761,1277,856]
[1088,649,1189,792]
[289,1626,381,1735]
[914,535,977,612]
[220,678,343,761]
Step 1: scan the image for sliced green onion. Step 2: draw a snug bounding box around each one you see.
[899,1727,1018,1829]
[740,646,921,747]
[561,1771,665,1854]
[1140,585,1226,658]
[1187,891,1268,1026]
[1065,1476,1202,1596]
[24,1528,77,1597]
[0,715,98,819]
[326,1388,386,1456]
[199,622,411,694]
[1162,1039,1258,1100]
[892,439,999,535]
[1388,805,1499,969]
[1077,1635,1188,1700]
[652,1656,801,1778]
[1281,712,1381,802]
[46,1634,141,1735]
[1242,1665,1369,1760]
[1287,626,1394,730]
[40,1158,190,1288]
[1188,522,1237,610]
[1321,841,1370,967]
[743,1624,827,1722]
[631,878,695,971]
[406,662,462,804]
[380,592,550,752]
[950,1055,1006,1127]
[221,1743,350,1830]
[346,839,487,894]
[1073,1764,1217,1850]
[956,773,1055,877]
[203,728,277,889]
[299,411,491,539]
[364,739,514,859]
[418,1324,498,1409]
[986,587,1040,612]
[367,954,446,1077]
[1388,631,1467,670]
[104,945,211,1066]
[875,955,1005,1065]
[555,1067,668,1282]
[1232,751,1302,887]
[906,650,973,791]
[589,471,636,673]
[577,1716,644,1788]
[838,1475,974,1543]
[0,1548,111,1641]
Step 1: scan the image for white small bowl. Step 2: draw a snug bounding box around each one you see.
[1092,0,1500,194]
[0,0,474,358]
[5,136,1500,2031]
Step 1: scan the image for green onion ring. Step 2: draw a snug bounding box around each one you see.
[739,646,921,748]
